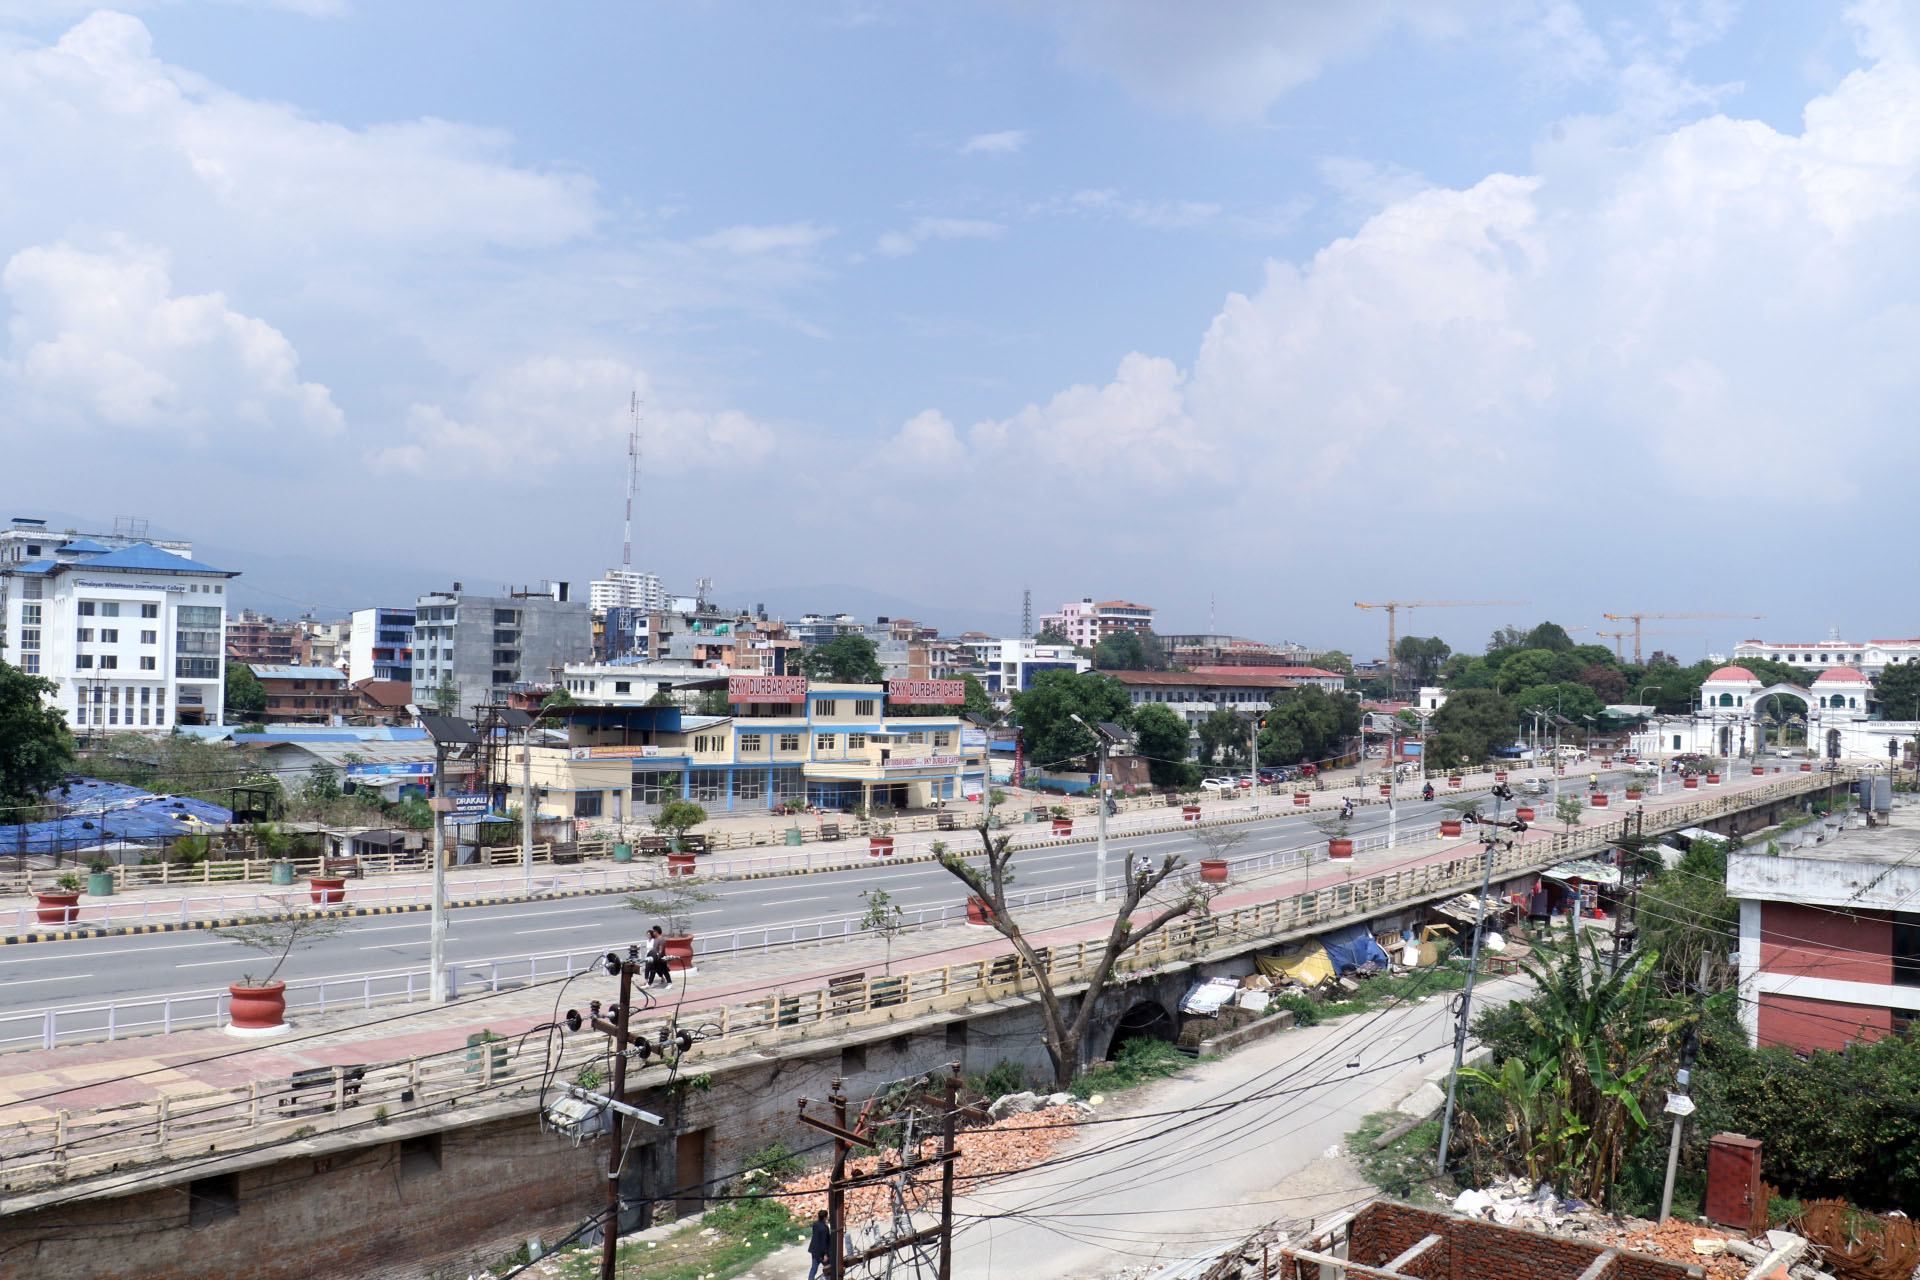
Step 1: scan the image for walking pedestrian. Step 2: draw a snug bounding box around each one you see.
[643,926,669,987]
[808,1209,834,1279]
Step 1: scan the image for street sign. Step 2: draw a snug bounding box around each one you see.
[1663,1093,1695,1117]
[449,794,492,823]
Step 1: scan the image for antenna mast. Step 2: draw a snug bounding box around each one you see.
[623,392,642,571]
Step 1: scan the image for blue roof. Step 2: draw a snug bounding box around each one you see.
[9,559,58,575]
[9,777,233,856]
[75,542,231,575]
[59,538,113,554]
[249,664,348,681]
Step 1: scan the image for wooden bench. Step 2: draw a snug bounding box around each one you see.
[279,1065,366,1117]
[321,858,363,879]
[827,971,867,1016]
[638,836,670,855]
[818,823,841,842]
[679,833,709,854]
[548,847,583,866]
[936,811,957,831]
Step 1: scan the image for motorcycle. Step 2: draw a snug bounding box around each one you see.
[1421,784,1434,802]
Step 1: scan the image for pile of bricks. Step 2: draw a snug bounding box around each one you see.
[777,1104,1082,1226]
[1621,1221,1746,1280]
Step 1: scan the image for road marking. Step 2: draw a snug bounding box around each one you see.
[0,941,225,963]
[175,959,250,969]
[463,903,636,924]
[3,973,92,985]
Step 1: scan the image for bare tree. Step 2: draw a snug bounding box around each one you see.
[938,820,1210,1091]
[1191,823,1251,863]
[217,897,351,987]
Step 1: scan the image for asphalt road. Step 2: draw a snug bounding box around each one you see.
[0,769,1631,1036]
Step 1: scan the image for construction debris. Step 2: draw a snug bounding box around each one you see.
[777,1104,1083,1228]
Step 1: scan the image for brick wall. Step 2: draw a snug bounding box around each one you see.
[0,1112,602,1280]
[1761,902,1890,985]
[1342,1202,1696,1280]
[1757,992,1893,1052]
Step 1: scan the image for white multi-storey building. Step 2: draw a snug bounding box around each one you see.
[1,541,236,731]
[1732,636,1920,680]
[587,568,666,616]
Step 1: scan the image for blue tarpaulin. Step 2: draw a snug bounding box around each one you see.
[1318,922,1392,974]
[1,778,231,857]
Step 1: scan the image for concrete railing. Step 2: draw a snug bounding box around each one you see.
[0,767,1849,1197]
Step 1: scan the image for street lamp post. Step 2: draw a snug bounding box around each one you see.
[1069,713,1116,905]
[414,709,478,1003]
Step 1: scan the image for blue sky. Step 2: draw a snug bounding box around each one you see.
[1,2,1914,657]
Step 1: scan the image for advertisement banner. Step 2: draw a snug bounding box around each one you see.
[449,794,492,822]
[728,674,807,703]
[346,760,436,778]
[883,755,961,770]
[569,745,663,760]
[960,728,988,748]
[887,679,965,705]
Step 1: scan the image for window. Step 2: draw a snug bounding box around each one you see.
[846,734,866,749]
[855,699,876,717]
[778,733,801,752]
[100,602,119,617]
[21,579,39,600]
[492,670,516,684]
[100,629,118,643]
[614,681,630,694]
[816,733,836,752]
[493,629,518,644]
[108,706,118,724]
[21,603,40,625]
[140,708,149,725]
[492,650,518,665]
[934,731,951,749]
[141,603,159,618]
[632,770,682,805]
[815,699,837,716]
[140,687,150,704]
[77,628,93,643]
[574,791,603,818]
[907,731,926,744]
[494,609,519,625]
[75,654,93,669]
[400,1134,442,1179]
[739,734,763,752]
[1718,693,1734,707]
[77,601,95,616]
[138,630,155,644]
[178,605,221,626]
[74,705,86,724]
[18,629,37,651]
[176,657,219,679]
[98,656,118,670]
[188,1173,240,1227]
[20,655,37,674]
[1894,916,1920,988]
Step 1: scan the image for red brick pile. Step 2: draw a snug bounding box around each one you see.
[1621,1221,1745,1280]
[778,1105,1082,1227]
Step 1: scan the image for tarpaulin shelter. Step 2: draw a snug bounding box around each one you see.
[1319,922,1393,973]
[1256,923,1393,986]
[1,777,231,859]
[1256,945,1334,988]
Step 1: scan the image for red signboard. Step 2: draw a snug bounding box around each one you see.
[888,679,965,705]
[728,675,807,703]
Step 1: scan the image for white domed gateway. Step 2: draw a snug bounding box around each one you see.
[1639,660,1911,763]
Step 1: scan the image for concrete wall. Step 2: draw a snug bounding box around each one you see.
[1758,992,1895,1053]
[1761,902,1891,985]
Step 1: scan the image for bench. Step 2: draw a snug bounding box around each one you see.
[279,1065,366,1117]
[827,971,867,1016]
[679,834,709,854]
[818,823,841,842]
[321,858,363,879]
[936,811,957,831]
[638,836,670,855]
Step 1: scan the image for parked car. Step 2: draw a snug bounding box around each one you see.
[1298,764,1319,777]
[1201,777,1236,793]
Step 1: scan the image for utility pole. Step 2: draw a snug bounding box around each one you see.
[1659,952,1711,1221]
[429,738,448,1003]
[521,726,536,897]
[600,953,636,1280]
[1071,713,1112,903]
[1436,785,1508,1175]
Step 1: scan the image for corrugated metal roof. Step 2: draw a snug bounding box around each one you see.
[248,664,348,681]
[250,740,436,768]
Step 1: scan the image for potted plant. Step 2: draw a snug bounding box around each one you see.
[86,859,115,897]
[1625,781,1644,800]
[1311,815,1354,862]
[625,876,718,974]
[36,873,83,924]
[217,900,350,1033]
[652,799,709,854]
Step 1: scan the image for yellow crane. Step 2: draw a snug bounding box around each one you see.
[1602,612,1763,664]
[1596,628,1698,662]
[1355,600,1531,697]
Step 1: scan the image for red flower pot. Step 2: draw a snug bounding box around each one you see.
[1200,859,1229,883]
[869,836,894,857]
[1051,817,1072,835]
[1292,793,1310,807]
[1683,777,1699,789]
[661,935,694,971]
[1516,807,1535,822]
[1182,805,1201,822]
[1706,774,1721,785]
[1752,766,1765,776]
[228,981,287,1031]
[1626,789,1643,800]
[1800,762,1813,772]
[667,852,698,877]
[1327,838,1354,861]
[965,895,995,925]
[308,877,347,905]
[1441,819,1463,838]
[1591,793,1609,808]
[34,891,80,925]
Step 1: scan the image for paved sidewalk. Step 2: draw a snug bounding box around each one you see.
[0,765,1816,1123]
[3,765,1560,941]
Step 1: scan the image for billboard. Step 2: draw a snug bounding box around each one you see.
[449,794,492,822]
[346,760,435,778]
[728,674,807,703]
[569,745,664,760]
[887,679,965,705]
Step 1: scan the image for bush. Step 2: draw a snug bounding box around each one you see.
[967,1059,1028,1101]
[745,1141,804,1181]
[1270,993,1322,1027]
[1069,1037,1191,1100]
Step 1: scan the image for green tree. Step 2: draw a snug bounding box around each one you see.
[1258,685,1361,766]
[1427,688,1516,767]
[1523,622,1576,652]
[432,675,460,714]
[651,799,708,846]
[1488,625,1529,652]
[0,659,75,820]
[1576,664,1628,705]
[1637,838,1739,992]
[1496,648,1582,693]
[1311,650,1354,676]
[1741,657,1806,691]
[1511,681,1604,726]
[1395,635,1452,684]
[1195,709,1247,768]
[542,685,577,708]
[800,633,884,684]
[224,662,266,719]
[1569,643,1619,671]
[1033,627,1071,647]
[1872,661,1920,720]
[1009,670,1131,769]
[1093,630,1169,671]
[1129,703,1196,786]
[858,887,907,975]
[693,688,732,716]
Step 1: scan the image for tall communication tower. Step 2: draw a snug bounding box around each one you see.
[622,392,642,571]
[1021,586,1032,640]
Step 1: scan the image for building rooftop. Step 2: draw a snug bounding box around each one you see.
[1705,664,1759,683]
[1190,664,1343,680]
[1107,670,1300,688]
[1728,800,1920,911]
[75,542,233,576]
[1814,666,1868,683]
[248,664,348,681]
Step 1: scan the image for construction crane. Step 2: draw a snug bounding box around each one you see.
[1596,628,1698,662]
[1355,600,1531,699]
[1602,612,1763,664]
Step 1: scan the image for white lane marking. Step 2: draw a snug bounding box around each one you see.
[509,925,598,937]
[175,959,251,969]
[4,973,92,985]
[0,941,225,963]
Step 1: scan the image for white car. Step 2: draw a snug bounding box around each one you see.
[1200,777,1236,793]
[1629,761,1660,776]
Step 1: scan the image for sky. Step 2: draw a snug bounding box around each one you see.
[1,1,1916,659]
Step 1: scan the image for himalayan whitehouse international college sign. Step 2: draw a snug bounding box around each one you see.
[888,679,965,705]
[728,674,808,703]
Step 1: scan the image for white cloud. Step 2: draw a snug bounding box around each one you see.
[1,240,344,446]
[961,129,1029,154]
[374,356,776,477]
[883,3,1920,519]
[692,222,835,254]
[874,217,1007,257]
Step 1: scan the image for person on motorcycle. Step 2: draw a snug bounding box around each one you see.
[1340,797,1354,820]
[1421,782,1434,802]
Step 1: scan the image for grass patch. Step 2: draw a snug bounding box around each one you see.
[1315,961,1482,1021]
[1347,1110,1449,1207]
[559,1197,805,1280]
[1069,1037,1201,1100]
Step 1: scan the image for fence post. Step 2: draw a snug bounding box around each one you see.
[43,1008,55,1051]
